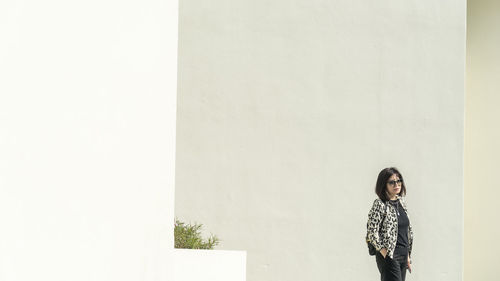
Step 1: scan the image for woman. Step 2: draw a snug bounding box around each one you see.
[366,167,413,281]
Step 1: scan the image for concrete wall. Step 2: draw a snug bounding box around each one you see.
[465,1,500,280]
[0,1,178,280]
[173,249,246,281]
[175,1,466,280]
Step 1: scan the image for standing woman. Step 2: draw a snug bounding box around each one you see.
[366,167,413,281]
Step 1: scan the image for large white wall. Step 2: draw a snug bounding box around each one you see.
[0,1,178,280]
[175,1,465,281]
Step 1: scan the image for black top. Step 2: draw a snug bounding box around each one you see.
[388,199,409,256]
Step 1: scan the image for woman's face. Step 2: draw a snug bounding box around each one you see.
[385,174,402,199]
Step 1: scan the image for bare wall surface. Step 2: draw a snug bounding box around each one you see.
[465,1,500,280]
[0,1,178,280]
[176,1,465,280]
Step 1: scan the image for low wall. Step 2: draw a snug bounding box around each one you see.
[173,249,246,281]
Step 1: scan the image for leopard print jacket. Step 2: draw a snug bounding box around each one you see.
[366,195,413,259]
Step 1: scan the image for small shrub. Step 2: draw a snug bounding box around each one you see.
[174,218,220,249]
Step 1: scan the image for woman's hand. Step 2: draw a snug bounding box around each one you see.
[407,256,412,273]
[380,248,388,258]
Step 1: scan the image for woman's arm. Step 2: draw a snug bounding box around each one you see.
[366,199,385,253]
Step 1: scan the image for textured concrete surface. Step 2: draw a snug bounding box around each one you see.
[175,1,465,280]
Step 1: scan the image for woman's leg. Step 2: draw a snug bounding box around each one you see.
[383,256,403,281]
[376,252,403,281]
[399,254,408,281]
[375,252,386,281]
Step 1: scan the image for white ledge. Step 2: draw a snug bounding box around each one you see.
[173,249,246,281]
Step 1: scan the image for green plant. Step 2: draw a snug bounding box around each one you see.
[174,218,220,249]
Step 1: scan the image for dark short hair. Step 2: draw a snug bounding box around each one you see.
[375,167,406,202]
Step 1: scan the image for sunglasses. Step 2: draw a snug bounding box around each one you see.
[387,179,403,186]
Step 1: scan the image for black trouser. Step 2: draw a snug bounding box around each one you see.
[375,247,408,281]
